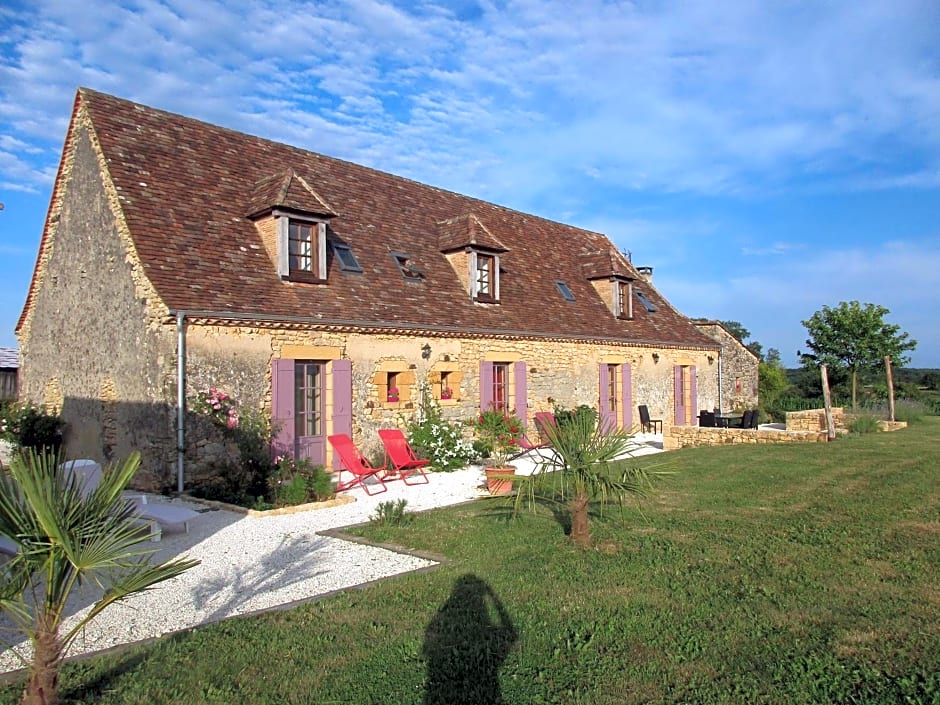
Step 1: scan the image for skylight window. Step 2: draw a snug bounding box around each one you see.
[555,280,575,301]
[332,243,362,272]
[635,291,658,313]
[391,252,424,280]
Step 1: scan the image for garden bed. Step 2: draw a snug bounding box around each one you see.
[181,492,355,517]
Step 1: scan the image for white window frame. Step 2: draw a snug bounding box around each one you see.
[276,214,327,281]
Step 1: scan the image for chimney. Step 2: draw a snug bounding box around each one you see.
[636,266,653,283]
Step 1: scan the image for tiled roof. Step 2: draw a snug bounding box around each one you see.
[0,347,19,368]
[52,88,716,349]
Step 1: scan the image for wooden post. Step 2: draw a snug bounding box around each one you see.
[885,355,895,422]
[820,364,836,441]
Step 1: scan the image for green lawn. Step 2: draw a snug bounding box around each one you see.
[3,421,939,704]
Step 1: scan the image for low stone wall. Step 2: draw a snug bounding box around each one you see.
[879,420,908,432]
[786,408,845,432]
[663,426,827,450]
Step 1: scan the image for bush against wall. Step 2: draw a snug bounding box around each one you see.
[0,402,65,454]
[405,390,476,471]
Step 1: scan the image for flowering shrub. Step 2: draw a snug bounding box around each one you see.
[405,393,475,472]
[475,408,523,465]
[191,387,239,429]
[387,387,400,401]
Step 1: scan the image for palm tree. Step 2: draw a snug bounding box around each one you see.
[0,450,199,705]
[513,409,655,548]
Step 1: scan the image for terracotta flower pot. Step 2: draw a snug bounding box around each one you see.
[485,465,516,495]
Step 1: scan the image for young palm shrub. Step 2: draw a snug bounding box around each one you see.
[0,450,199,705]
[512,410,654,548]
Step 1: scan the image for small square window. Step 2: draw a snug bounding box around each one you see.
[391,252,424,280]
[555,280,575,301]
[636,291,658,313]
[332,243,362,272]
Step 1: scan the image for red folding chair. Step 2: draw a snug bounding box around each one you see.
[328,434,389,495]
[508,412,556,461]
[377,429,431,485]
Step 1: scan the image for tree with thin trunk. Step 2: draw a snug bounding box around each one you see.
[512,409,655,548]
[0,450,199,705]
[799,301,917,410]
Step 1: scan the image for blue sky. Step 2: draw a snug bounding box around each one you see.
[1,0,939,366]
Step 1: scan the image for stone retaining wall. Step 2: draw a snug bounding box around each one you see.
[663,426,827,450]
[786,408,846,432]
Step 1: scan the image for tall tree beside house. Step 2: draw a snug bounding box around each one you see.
[800,301,917,411]
[0,451,199,705]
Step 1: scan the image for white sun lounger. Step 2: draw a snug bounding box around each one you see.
[131,496,200,541]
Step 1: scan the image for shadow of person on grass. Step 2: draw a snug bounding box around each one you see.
[422,573,517,705]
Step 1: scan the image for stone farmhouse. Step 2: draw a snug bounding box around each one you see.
[17,88,723,490]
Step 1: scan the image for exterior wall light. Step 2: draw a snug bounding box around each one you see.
[652,352,660,363]
[421,343,432,359]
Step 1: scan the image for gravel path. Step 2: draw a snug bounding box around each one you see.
[0,438,664,673]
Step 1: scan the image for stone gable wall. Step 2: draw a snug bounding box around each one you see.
[17,125,180,489]
[695,323,758,411]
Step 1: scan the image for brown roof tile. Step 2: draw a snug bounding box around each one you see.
[65,88,716,349]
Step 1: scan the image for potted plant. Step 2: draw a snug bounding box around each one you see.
[387,387,400,403]
[475,408,523,495]
[440,387,453,400]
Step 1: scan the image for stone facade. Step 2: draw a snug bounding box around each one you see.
[692,321,759,411]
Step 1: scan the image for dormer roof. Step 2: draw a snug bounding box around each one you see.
[437,213,508,253]
[245,169,337,219]
[580,247,637,280]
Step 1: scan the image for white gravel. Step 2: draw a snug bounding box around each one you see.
[0,438,664,673]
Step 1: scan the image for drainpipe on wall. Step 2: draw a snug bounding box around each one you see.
[176,311,186,494]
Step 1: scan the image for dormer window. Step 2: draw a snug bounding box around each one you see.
[391,252,425,280]
[472,251,499,302]
[616,280,634,319]
[277,216,327,282]
[332,243,362,272]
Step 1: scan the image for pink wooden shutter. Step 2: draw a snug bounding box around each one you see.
[689,365,698,426]
[674,365,684,426]
[598,364,613,432]
[480,361,493,411]
[513,361,528,425]
[622,364,633,430]
[271,359,295,458]
[331,360,352,469]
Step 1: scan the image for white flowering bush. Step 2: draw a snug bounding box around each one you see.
[405,391,476,472]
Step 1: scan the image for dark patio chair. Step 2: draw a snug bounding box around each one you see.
[638,405,663,434]
[698,410,716,427]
